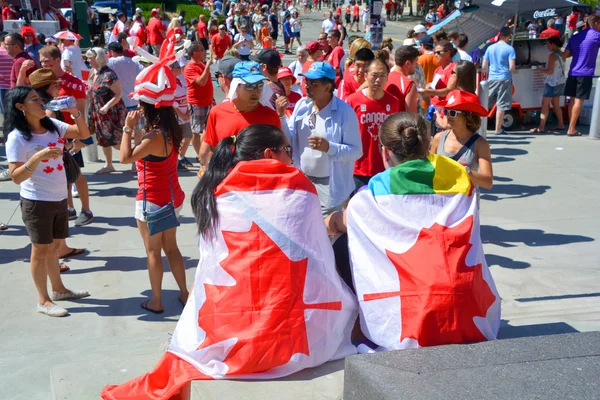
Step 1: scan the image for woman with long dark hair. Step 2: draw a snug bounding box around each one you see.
[5,86,91,317]
[120,100,188,314]
[192,124,293,238]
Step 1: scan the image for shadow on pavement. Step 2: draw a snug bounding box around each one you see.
[493,175,513,182]
[481,183,551,200]
[485,254,531,269]
[88,186,137,198]
[481,226,595,248]
[491,148,528,156]
[66,289,184,321]
[0,191,20,201]
[65,254,197,274]
[516,292,600,303]
[84,171,138,186]
[491,156,515,163]
[487,140,532,146]
[498,320,579,339]
[0,242,31,264]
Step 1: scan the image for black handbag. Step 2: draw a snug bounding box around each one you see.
[63,150,81,185]
[144,133,180,236]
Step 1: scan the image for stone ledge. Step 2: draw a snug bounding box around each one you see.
[344,332,600,400]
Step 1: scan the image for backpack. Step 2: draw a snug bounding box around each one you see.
[187,28,197,41]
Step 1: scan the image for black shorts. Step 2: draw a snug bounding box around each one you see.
[270,31,278,40]
[345,15,351,23]
[21,198,69,244]
[564,76,593,100]
[353,16,359,23]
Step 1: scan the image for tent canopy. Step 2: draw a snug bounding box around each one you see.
[454,0,589,18]
[427,7,506,54]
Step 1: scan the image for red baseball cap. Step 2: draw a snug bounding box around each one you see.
[306,40,323,53]
[432,90,488,117]
[277,66,296,84]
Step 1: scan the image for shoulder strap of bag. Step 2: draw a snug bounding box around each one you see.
[554,52,565,76]
[451,133,480,162]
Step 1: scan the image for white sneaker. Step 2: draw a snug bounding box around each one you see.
[51,290,90,301]
[72,185,79,198]
[37,303,68,317]
[0,168,10,181]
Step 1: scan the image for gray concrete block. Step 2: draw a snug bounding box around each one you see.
[344,332,600,400]
[191,360,344,400]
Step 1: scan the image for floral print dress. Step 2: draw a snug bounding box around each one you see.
[87,66,127,147]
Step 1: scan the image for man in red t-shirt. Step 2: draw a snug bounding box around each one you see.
[2,1,15,20]
[184,42,214,159]
[301,40,323,96]
[196,15,209,52]
[347,58,399,188]
[384,45,419,112]
[339,47,374,101]
[4,32,38,88]
[147,9,166,55]
[210,25,232,62]
[351,2,360,32]
[317,32,331,61]
[325,29,345,87]
[567,11,579,38]
[199,61,281,169]
[39,45,94,226]
[540,18,561,38]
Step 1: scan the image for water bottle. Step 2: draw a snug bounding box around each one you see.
[44,96,77,111]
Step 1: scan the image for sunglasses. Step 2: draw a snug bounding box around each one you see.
[446,109,463,118]
[434,50,446,55]
[270,145,293,157]
[241,81,264,91]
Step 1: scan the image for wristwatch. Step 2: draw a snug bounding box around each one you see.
[122,126,133,134]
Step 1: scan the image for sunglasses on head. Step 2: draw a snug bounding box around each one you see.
[270,145,293,157]
[241,81,264,91]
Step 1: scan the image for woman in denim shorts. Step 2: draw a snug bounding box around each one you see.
[530,36,566,133]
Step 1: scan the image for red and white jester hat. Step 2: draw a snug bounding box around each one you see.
[131,29,183,108]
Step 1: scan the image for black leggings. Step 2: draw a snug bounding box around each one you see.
[332,233,355,294]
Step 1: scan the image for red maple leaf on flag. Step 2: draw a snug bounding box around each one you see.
[197,222,342,376]
[43,166,54,174]
[363,216,496,347]
[47,142,56,147]
[57,138,67,144]
[56,164,64,171]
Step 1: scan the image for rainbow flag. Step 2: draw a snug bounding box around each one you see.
[102,159,358,399]
[347,154,501,351]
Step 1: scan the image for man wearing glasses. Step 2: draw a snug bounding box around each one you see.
[288,62,361,217]
[4,32,38,88]
[210,24,232,63]
[199,62,281,171]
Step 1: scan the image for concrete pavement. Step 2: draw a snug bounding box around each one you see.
[1,11,600,400]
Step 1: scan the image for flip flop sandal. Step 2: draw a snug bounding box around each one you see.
[59,248,86,259]
[59,263,70,273]
[141,300,164,314]
[95,166,116,175]
[529,128,546,134]
[567,132,583,137]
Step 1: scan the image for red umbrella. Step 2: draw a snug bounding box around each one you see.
[53,30,83,41]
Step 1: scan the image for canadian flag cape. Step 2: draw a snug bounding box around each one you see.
[347,154,501,351]
[102,159,358,399]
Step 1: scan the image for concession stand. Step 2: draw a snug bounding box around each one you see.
[435,0,592,130]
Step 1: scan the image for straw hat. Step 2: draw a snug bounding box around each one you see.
[29,68,58,89]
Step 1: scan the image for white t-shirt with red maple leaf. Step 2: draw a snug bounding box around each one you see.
[6,118,70,202]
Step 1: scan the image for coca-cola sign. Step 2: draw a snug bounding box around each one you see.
[533,8,557,19]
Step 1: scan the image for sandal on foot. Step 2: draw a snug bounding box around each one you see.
[567,132,582,136]
[529,128,546,133]
[141,300,164,314]
[37,303,68,317]
[95,166,116,174]
[51,290,90,301]
[59,248,86,259]
[59,263,70,273]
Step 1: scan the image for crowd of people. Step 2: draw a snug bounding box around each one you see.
[0,0,598,371]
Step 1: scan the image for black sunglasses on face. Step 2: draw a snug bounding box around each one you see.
[434,50,446,55]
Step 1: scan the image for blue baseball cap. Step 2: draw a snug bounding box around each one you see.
[300,62,336,81]
[232,61,268,84]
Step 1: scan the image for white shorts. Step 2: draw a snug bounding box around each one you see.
[135,200,183,222]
